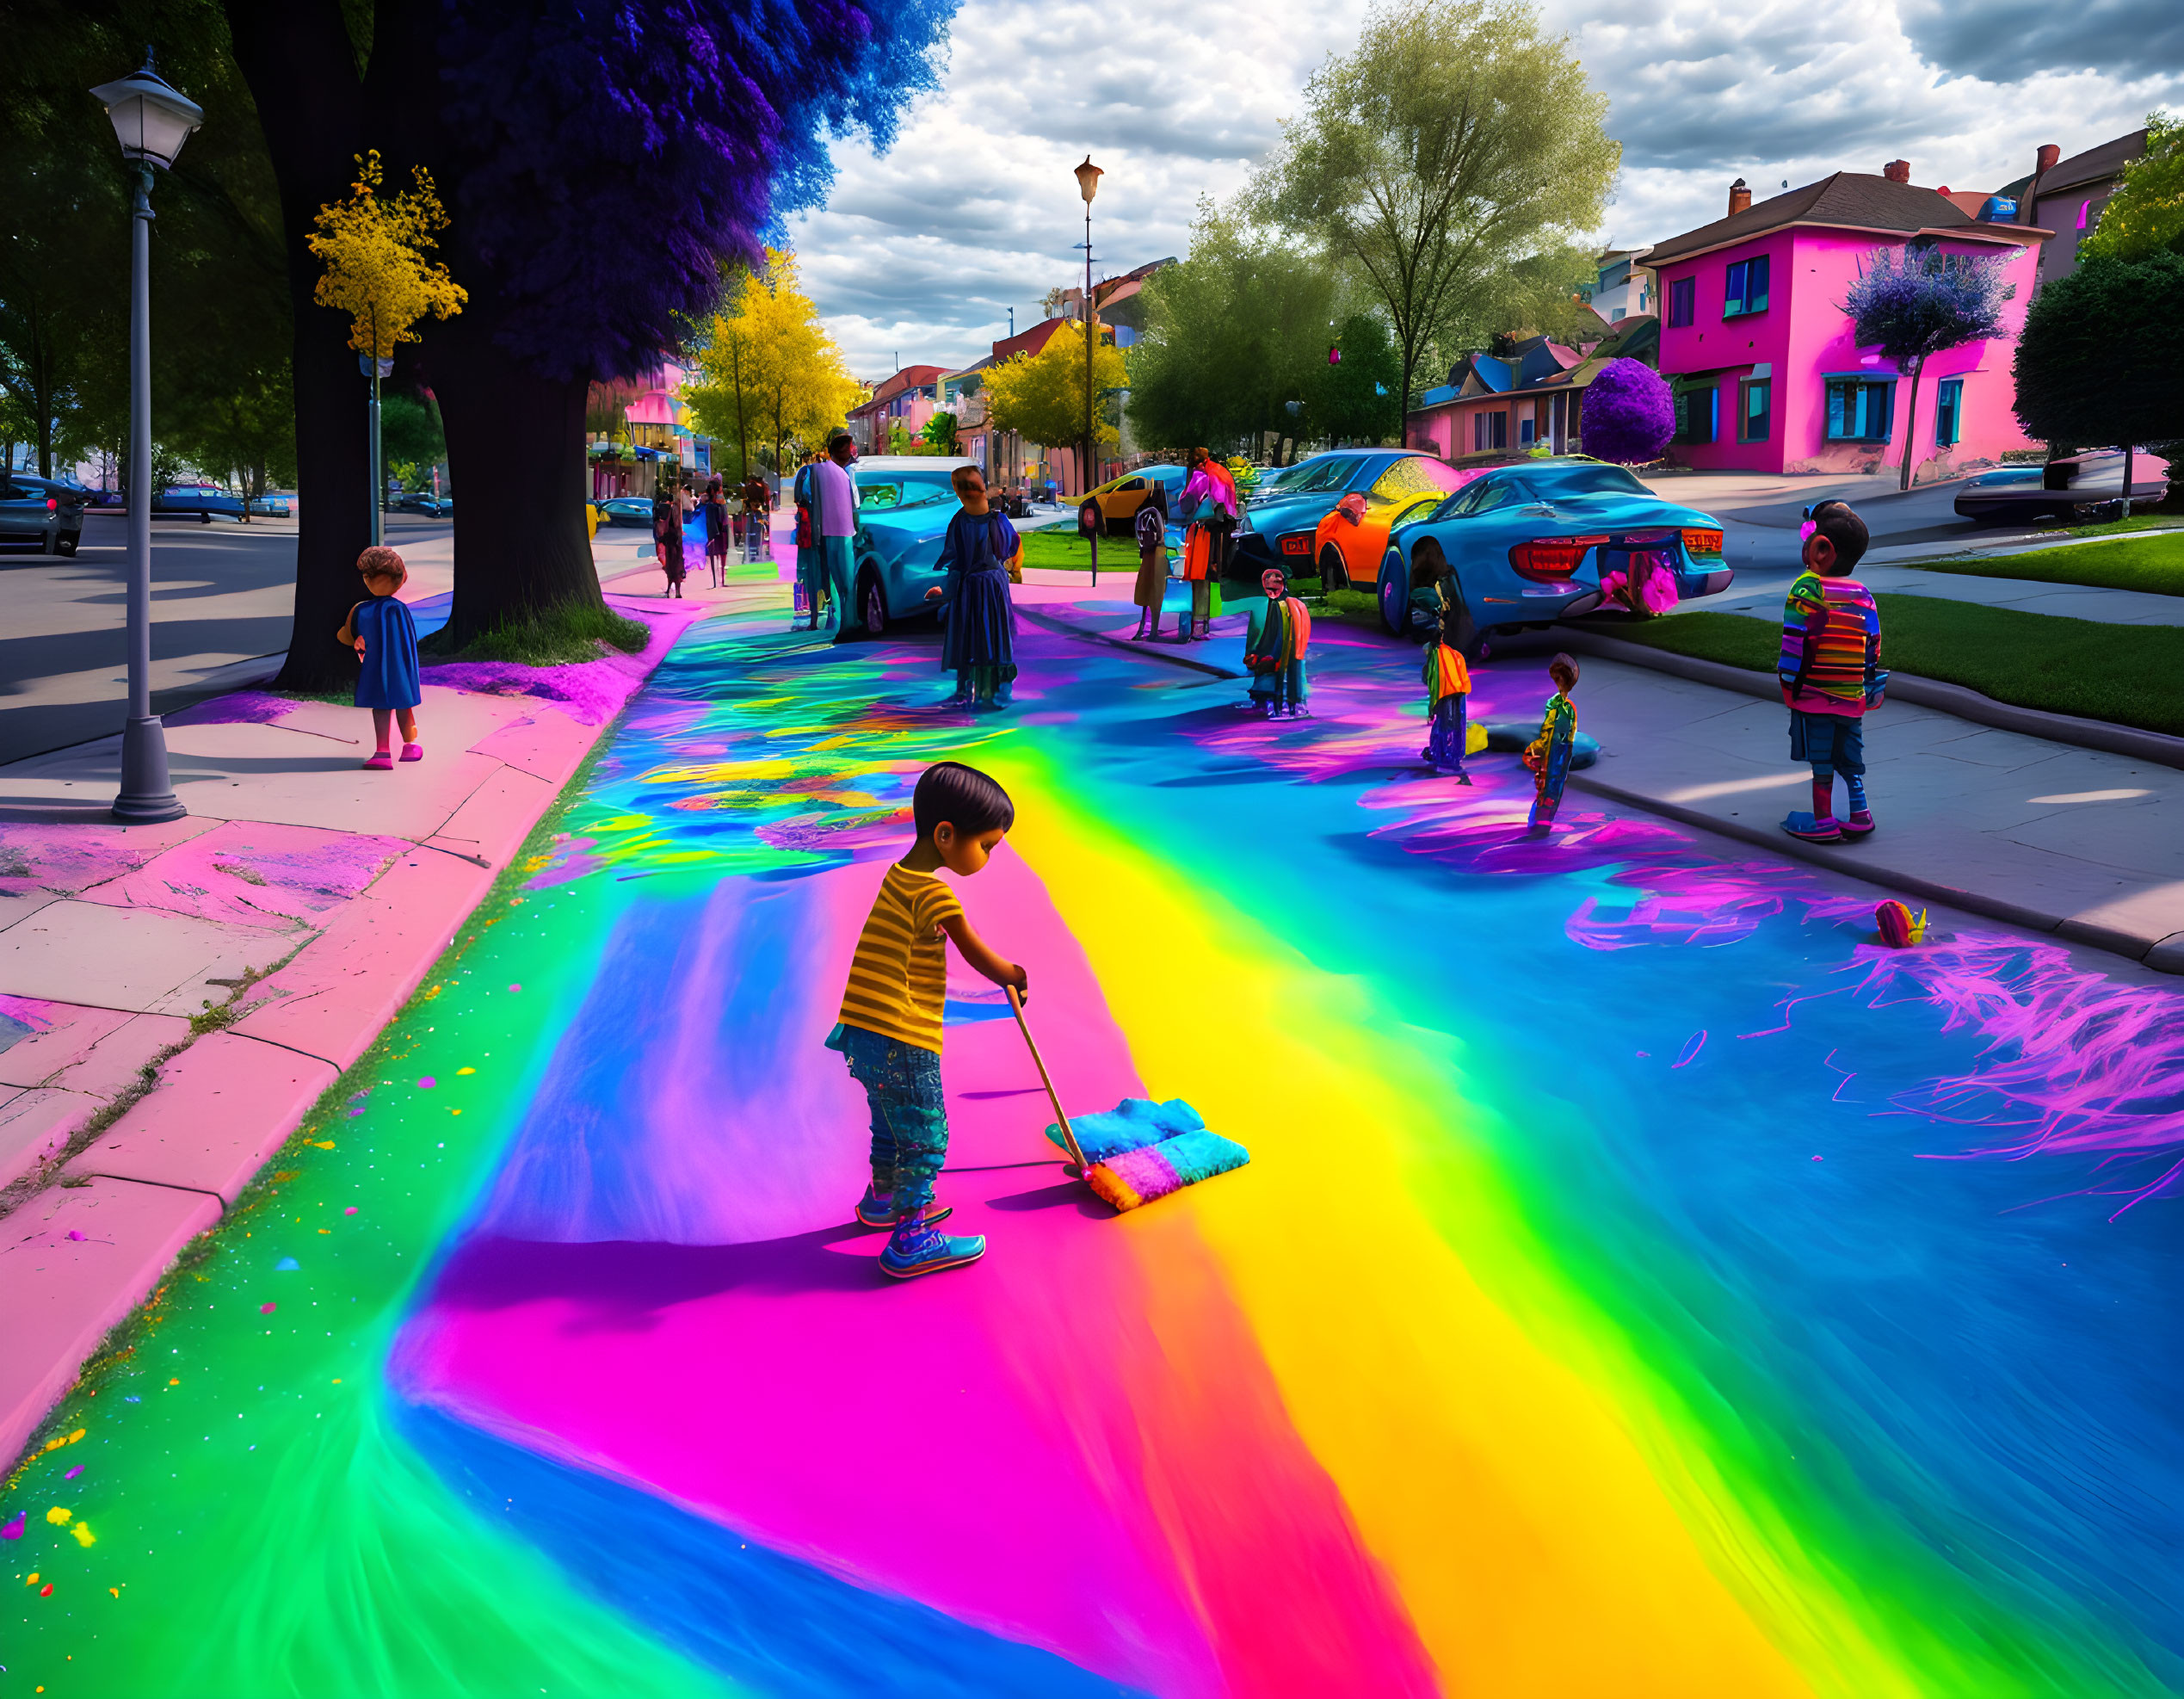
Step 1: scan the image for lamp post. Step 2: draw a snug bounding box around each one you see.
[89,48,201,826]
[1074,156,1103,587]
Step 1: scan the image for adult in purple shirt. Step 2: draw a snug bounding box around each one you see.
[812,432,859,638]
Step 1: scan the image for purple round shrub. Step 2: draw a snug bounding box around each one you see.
[1581,359,1675,465]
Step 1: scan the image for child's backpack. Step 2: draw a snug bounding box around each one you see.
[1133,503,1164,553]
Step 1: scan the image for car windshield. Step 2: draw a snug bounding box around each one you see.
[857,472,957,510]
[1266,455,1368,497]
[1369,456,1464,503]
[1532,463,1650,498]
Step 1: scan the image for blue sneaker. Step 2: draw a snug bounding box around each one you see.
[854,1189,951,1231]
[879,1215,986,1279]
[1782,810,1844,843]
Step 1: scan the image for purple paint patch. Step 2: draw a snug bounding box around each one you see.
[1,1513,22,1539]
[1671,1031,1708,1069]
[65,1465,83,1480]
[418,1076,436,1089]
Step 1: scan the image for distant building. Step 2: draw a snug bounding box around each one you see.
[1997,130,2148,293]
[1405,315,1659,462]
[1644,166,2045,480]
[1585,245,1654,323]
[845,364,949,454]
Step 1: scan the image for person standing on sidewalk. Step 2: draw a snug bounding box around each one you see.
[1178,447,1237,642]
[813,433,860,639]
[703,477,731,588]
[792,452,822,628]
[1778,500,1885,844]
[742,471,773,560]
[336,546,423,769]
[653,478,688,598]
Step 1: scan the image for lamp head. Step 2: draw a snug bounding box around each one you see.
[90,47,204,171]
[1074,156,1104,204]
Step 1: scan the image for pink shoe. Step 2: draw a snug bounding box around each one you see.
[363,751,393,770]
[399,743,423,763]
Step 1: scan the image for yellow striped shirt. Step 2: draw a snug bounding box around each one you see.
[837,863,964,1053]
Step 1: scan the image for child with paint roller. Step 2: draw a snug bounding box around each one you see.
[825,762,1027,1279]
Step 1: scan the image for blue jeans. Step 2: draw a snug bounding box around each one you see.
[834,1023,948,1214]
[817,536,854,636]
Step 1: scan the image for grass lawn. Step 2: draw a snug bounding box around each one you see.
[1586,595,2184,735]
[1917,528,2184,597]
[2065,511,2184,540]
[1018,527,1149,573]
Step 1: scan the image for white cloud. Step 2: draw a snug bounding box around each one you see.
[790,0,2184,375]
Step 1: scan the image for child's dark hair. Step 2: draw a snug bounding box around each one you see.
[1549,652,1580,690]
[912,761,1015,841]
[1808,500,1869,571]
[950,464,984,495]
[356,545,405,582]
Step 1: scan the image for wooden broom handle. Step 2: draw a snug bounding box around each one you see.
[1007,984,1089,1172]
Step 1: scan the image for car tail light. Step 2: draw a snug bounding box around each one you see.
[46,499,59,512]
[1681,528,1723,556]
[1280,534,1311,556]
[1508,536,1606,581]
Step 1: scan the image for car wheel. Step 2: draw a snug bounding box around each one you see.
[858,568,888,637]
[199,511,213,524]
[56,534,77,558]
[1376,550,1410,637]
[1317,543,1350,592]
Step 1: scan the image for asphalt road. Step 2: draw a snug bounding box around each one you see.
[0,510,459,766]
[1703,477,2058,580]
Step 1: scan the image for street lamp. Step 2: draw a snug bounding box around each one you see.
[89,47,201,825]
[1074,156,1103,585]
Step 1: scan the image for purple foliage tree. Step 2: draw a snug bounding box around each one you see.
[225,0,954,680]
[1842,246,2013,491]
[1578,358,1673,465]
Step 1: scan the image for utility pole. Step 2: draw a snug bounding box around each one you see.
[1075,157,1103,587]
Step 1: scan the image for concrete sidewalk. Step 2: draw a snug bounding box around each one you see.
[1553,652,2184,971]
[1688,553,2184,630]
[0,578,746,1468]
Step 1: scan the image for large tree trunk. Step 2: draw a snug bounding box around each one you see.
[429,309,602,649]
[224,0,371,692]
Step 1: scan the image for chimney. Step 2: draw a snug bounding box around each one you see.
[1883,160,1910,184]
[2035,143,2059,176]
[1728,177,1751,216]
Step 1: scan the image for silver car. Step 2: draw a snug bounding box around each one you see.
[1956,449,2169,525]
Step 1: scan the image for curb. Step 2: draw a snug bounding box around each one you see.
[1016,606,1249,679]
[0,599,709,1472]
[1553,628,2184,772]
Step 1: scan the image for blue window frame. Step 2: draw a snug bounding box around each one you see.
[1668,276,1695,328]
[1825,379,1895,442]
[1935,378,1963,446]
[1739,379,1771,442]
[1724,256,1769,317]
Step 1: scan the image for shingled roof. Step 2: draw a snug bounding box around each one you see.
[1647,173,1996,266]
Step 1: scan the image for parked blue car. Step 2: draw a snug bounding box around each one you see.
[1374,458,1733,655]
[1231,448,1467,588]
[152,482,245,522]
[596,497,655,528]
[848,456,983,634]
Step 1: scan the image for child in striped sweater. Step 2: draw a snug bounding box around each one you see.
[1778,501,1887,843]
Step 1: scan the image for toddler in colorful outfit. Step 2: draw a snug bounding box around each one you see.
[1778,500,1885,843]
[826,762,1028,1279]
[334,546,423,770]
[1422,578,1472,782]
[1521,652,1579,836]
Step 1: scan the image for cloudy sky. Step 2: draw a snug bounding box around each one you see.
[787,0,2183,380]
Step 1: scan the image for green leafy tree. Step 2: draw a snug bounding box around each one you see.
[1252,0,1619,417]
[1842,245,2014,490]
[922,411,960,454]
[1310,312,1403,444]
[379,389,445,482]
[2014,250,2184,510]
[1126,199,1337,454]
[2079,113,2183,263]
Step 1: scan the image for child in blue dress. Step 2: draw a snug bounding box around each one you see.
[925,465,1020,708]
[335,546,423,770]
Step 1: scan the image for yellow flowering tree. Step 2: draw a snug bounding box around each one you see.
[307,151,466,359]
[685,249,861,477]
[986,320,1126,490]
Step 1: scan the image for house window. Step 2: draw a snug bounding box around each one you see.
[1724,256,1769,317]
[1472,410,1508,452]
[1674,383,1718,445]
[1935,378,1963,446]
[1740,379,1771,442]
[1825,379,1896,442]
[1669,276,1695,328]
[1519,410,1536,446]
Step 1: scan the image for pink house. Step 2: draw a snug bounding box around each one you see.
[1646,169,2049,481]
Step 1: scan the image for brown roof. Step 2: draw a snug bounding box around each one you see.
[2034,129,2148,197]
[1647,173,1990,265]
[990,318,1072,364]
